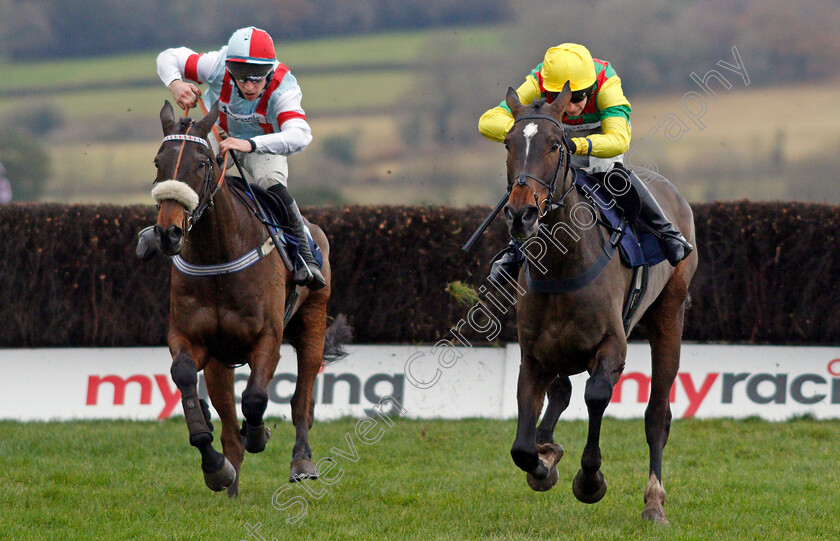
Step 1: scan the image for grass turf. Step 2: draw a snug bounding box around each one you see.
[0,417,837,540]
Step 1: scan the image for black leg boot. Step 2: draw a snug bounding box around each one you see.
[135,225,159,261]
[267,183,327,291]
[489,240,522,284]
[612,165,694,266]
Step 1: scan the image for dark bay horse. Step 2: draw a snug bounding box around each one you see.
[152,101,345,496]
[501,84,698,523]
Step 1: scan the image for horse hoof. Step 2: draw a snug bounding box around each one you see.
[243,423,271,454]
[525,443,563,492]
[204,458,236,492]
[527,465,559,492]
[537,443,563,467]
[289,459,318,482]
[572,469,607,504]
[642,505,669,524]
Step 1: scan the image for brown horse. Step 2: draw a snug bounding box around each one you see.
[152,101,346,496]
[501,84,698,523]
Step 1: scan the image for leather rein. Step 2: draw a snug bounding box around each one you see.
[510,114,574,217]
[511,115,630,294]
[160,120,228,234]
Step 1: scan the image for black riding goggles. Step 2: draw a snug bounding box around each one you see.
[549,85,594,104]
[225,60,273,85]
[228,70,269,84]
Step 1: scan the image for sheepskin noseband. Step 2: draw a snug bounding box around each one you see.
[151,180,200,211]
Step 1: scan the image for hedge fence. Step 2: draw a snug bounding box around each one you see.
[1,201,839,347]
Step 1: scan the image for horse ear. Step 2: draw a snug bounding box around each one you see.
[505,87,524,118]
[160,101,176,135]
[550,81,572,118]
[193,102,219,138]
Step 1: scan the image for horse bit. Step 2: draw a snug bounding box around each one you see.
[510,114,574,218]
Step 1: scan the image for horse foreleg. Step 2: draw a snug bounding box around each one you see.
[641,290,687,524]
[286,301,327,482]
[204,360,245,498]
[510,356,555,481]
[536,376,573,444]
[573,335,625,504]
[170,351,235,492]
[241,335,281,455]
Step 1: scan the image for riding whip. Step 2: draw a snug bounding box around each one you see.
[197,97,295,273]
[461,191,510,252]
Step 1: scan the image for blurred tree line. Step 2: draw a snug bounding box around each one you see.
[1,0,836,93]
[0,0,509,59]
[506,0,839,93]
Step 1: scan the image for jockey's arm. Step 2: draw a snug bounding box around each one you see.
[249,122,312,155]
[157,47,221,86]
[157,47,221,110]
[570,76,632,159]
[478,75,542,142]
[249,87,313,156]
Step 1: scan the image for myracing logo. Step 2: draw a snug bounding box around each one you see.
[611,358,840,418]
[85,370,405,420]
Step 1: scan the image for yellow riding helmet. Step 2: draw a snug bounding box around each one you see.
[540,43,597,93]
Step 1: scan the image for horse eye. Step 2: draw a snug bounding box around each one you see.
[504,141,510,150]
[551,142,561,152]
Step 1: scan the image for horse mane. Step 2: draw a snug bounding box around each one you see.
[177,118,193,133]
[529,97,549,110]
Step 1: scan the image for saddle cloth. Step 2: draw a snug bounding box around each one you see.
[574,170,666,268]
[229,176,323,268]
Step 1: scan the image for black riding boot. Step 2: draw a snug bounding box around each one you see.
[489,240,522,284]
[613,165,693,266]
[267,183,327,291]
[135,225,159,261]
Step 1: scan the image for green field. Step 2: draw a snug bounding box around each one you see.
[1,417,838,540]
[0,26,504,93]
[2,24,839,206]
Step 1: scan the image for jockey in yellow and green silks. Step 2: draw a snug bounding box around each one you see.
[479,43,631,173]
[479,43,692,280]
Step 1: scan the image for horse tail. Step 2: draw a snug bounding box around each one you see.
[323,314,352,364]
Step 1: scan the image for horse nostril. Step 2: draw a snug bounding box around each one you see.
[520,206,538,228]
[504,206,515,223]
[166,225,183,245]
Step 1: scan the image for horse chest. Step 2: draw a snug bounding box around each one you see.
[520,305,609,375]
[172,290,270,341]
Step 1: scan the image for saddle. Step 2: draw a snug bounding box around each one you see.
[228,176,323,268]
[575,170,666,269]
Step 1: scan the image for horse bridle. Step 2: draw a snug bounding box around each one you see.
[158,127,226,233]
[510,114,574,217]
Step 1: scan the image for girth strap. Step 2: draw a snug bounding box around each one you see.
[524,217,627,293]
[172,235,277,276]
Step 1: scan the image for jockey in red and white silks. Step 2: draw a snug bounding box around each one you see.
[141,27,326,290]
[156,29,311,188]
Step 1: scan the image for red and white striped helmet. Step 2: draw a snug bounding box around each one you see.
[225,27,276,65]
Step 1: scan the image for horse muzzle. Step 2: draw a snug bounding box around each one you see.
[505,204,540,242]
[156,223,185,256]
